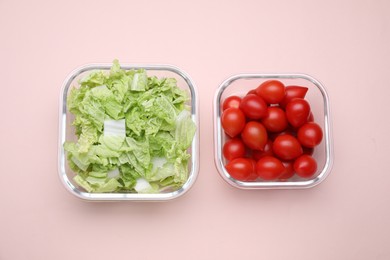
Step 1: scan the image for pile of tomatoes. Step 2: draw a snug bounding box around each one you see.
[221,80,323,181]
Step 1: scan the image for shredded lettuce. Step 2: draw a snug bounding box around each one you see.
[64,60,196,193]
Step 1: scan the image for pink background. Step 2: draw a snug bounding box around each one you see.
[1,0,390,259]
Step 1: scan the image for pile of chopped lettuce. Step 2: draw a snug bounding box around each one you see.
[64,60,196,193]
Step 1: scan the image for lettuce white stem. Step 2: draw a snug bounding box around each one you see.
[134,178,154,193]
[104,119,126,138]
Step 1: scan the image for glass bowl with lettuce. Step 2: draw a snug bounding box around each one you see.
[58,60,199,201]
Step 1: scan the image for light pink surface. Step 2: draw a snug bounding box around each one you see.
[1,0,390,259]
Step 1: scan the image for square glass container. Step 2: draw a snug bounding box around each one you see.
[213,74,333,189]
[58,63,199,201]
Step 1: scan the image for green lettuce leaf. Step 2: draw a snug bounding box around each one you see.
[175,110,196,150]
[130,70,148,91]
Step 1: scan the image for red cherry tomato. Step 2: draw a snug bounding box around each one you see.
[221,108,246,137]
[256,156,285,180]
[252,140,273,160]
[280,86,308,108]
[239,94,267,119]
[223,138,246,161]
[256,80,286,104]
[241,121,268,150]
[247,89,257,95]
[261,107,288,133]
[298,122,323,148]
[222,95,241,111]
[286,98,311,128]
[279,160,295,180]
[246,158,258,181]
[225,158,255,181]
[308,112,314,122]
[294,154,317,178]
[273,134,303,160]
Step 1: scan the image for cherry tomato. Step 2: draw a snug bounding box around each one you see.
[280,86,308,108]
[279,160,295,180]
[308,112,314,122]
[273,134,303,160]
[222,95,241,111]
[297,122,323,148]
[225,158,255,181]
[247,89,257,95]
[294,154,317,178]
[223,138,246,161]
[239,94,267,119]
[241,121,268,150]
[221,108,246,137]
[261,107,288,132]
[246,158,258,181]
[256,80,286,104]
[286,98,310,128]
[252,140,273,160]
[256,156,285,180]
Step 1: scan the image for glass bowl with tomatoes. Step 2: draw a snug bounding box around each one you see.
[213,74,333,189]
